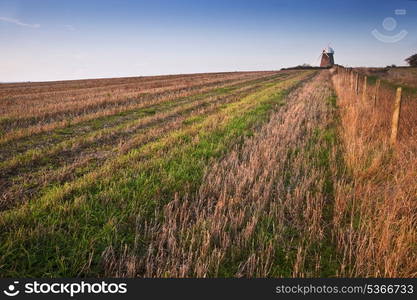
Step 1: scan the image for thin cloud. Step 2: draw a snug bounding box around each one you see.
[0,17,40,28]
[64,25,75,31]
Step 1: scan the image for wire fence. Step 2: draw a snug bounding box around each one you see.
[334,66,416,145]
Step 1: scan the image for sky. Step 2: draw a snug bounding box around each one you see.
[0,0,416,82]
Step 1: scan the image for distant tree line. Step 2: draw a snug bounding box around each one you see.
[406,53,417,67]
[281,63,327,70]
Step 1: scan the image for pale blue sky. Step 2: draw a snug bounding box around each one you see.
[1,0,416,82]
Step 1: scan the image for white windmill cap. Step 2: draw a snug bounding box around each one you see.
[325,46,335,54]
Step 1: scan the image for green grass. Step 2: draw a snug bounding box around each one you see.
[183,115,205,125]
[303,94,343,276]
[0,73,282,157]
[366,75,417,95]
[1,73,298,211]
[0,74,285,171]
[215,92,342,277]
[0,71,314,277]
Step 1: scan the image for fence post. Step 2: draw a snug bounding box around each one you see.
[390,87,402,145]
[373,79,381,106]
[355,73,359,95]
[362,76,367,102]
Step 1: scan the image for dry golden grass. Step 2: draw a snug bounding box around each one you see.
[102,71,339,277]
[0,81,265,211]
[332,67,417,277]
[1,67,415,278]
[0,71,276,143]
[1,71,288,211]
[356,67,417,88]
[1,70,314,277]
[0,72,260,116]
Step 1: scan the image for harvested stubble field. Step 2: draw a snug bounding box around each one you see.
[0,68,416,277]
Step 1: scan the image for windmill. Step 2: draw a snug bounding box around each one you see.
[319,46,335,67]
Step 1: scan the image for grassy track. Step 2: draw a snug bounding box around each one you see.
[131,70,342,277]
[0,70,314,276]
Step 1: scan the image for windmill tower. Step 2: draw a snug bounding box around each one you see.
[320,46,335,67]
